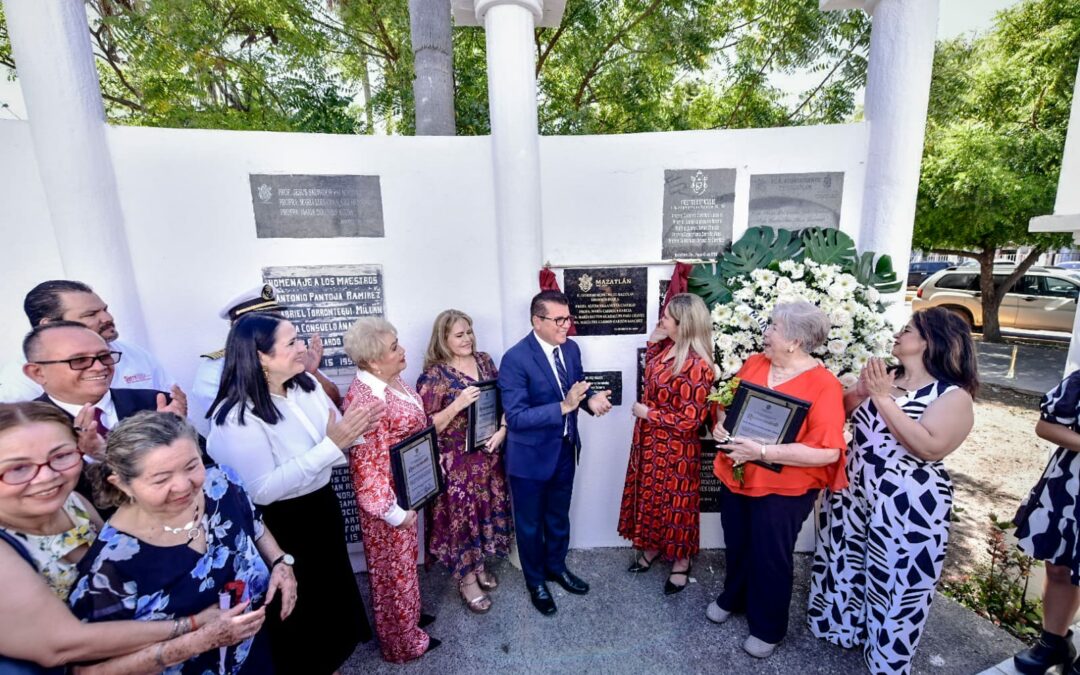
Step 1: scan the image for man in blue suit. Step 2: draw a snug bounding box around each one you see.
[498,290,612,615]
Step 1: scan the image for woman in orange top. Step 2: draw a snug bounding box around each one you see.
[708,301,846,659]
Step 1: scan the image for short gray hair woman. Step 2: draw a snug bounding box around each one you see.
[341,318,438,662]
[708,300,848,659]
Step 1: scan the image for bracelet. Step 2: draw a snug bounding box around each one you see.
[189,614,198,631]
[760,445,769,461]
[168,618,181,639]
[154,643,166,669]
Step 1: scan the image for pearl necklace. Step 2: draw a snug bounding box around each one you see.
[162,502,203,542]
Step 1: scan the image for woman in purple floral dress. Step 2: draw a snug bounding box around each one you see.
[416,310,512,614]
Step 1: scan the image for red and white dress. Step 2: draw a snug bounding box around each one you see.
[345,370,430,663]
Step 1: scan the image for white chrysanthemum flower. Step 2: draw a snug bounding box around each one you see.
[750,269,777,287]
[734,287,756,302]
[839,372,859,388]
[721,354,743,377]
[866,287,880,303]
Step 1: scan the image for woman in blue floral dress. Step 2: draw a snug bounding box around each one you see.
[70,412,297,674]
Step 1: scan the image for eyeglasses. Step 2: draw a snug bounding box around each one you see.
[30,351,123,371]
[535,315,575,327]
[0,449,83,485]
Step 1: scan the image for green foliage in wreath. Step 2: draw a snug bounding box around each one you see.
[688,226,902,307]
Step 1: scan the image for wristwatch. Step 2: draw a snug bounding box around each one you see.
[272,553,295,569]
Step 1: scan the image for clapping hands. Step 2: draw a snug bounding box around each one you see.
[327,400,387,449]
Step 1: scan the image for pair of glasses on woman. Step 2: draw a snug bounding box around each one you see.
[1,449,83,485]
[30,351,123,370]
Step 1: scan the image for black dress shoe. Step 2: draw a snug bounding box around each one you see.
[425,637,442,654]
[418,613,436,629]
[546,569,589,595]
[1014,630,1075,674]
[527,584,557,615]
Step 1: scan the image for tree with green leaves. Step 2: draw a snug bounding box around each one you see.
[0,0,870,136]
[913,0,1078,342]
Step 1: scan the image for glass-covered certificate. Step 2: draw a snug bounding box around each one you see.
[467,379,502,453]
[389,426,443,510]
[720,381,811,473]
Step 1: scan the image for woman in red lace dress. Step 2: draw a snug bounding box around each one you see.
[342,317,438,663]
[618,293,715,595]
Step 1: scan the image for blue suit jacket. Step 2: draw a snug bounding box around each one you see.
[498,333,591,481]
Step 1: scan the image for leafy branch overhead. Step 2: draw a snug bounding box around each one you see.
[0,0,870,135]
[689,226,902,307]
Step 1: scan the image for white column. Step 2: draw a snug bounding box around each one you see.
[473,0,546,346]
[855,0,940,298]
[3,0,147,343]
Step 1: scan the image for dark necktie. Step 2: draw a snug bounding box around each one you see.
[553,347,578,448]
[553,347,570,396]
[93,407,110,439]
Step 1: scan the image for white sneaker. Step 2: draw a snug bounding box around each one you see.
[705,601,731,624]
[743,635,778,658]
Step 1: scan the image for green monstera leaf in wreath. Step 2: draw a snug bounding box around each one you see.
[689,260,732,307]
[853,251,903,293]
[718,227,803,280]
[800,227,858,269]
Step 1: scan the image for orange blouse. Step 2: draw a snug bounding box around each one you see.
[713,353,847,497]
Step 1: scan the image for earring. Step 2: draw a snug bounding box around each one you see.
[787,346,795,354]
[261,365,270,382]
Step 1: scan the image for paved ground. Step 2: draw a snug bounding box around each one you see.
[976,341,1067,395]
[342,548,1022,674]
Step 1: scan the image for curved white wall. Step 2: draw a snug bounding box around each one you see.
[0,120,870,550]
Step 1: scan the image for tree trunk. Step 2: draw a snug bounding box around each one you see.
[979,247,1046,343]
[978,251,1004,342]
[408,0,455,136]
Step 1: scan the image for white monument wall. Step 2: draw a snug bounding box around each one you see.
[0,120,870,551]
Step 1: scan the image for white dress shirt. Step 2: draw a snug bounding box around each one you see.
[48,390,118,429]
[534,332,571,392]
[207,383,346,505]
[533,332,569,434]
[0,338,173,403]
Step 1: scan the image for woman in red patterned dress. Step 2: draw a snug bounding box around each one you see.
[342,317,439,663]
[618,293,715,595]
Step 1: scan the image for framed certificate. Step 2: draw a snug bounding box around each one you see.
[389,426,443,510]
[467,379,502,453]
[720,381,811,473]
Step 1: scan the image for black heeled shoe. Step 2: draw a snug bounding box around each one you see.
[664,562,692,596]
[627,550,659,573]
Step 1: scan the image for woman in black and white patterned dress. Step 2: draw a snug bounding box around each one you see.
[1012,371,1080,675]
[807,307,978,675]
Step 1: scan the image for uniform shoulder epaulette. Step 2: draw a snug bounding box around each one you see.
[201,348,226,360]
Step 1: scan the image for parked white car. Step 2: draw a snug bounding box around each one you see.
[912,265,1080,332]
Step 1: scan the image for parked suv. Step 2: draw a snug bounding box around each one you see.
[912,266,1080,332]
[907,261,952,288]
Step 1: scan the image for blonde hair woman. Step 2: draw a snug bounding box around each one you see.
[416,310,511,614]
[618,293,716,594]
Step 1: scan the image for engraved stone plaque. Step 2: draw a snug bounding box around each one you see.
[564,267,648,336]
[262,264,384,371]
[250,174,384,239]
[662,169,736,259]
[747,172,844,231]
